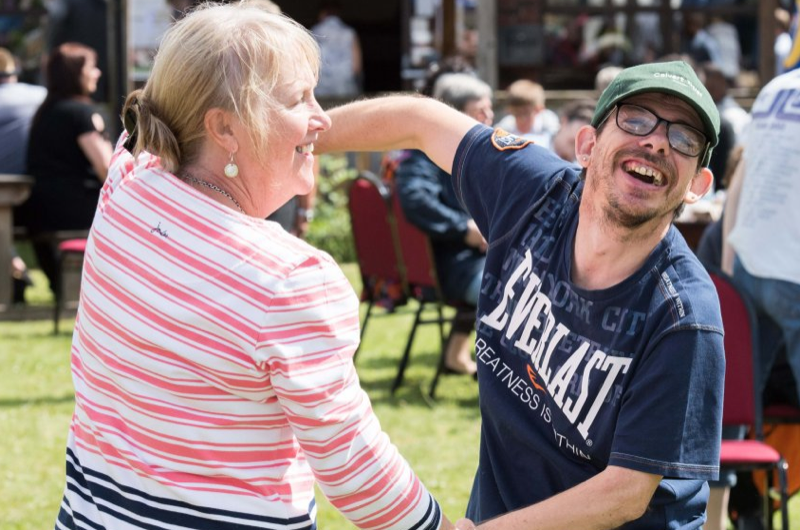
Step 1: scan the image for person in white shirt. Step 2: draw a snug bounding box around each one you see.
[311,0,362,99]
[495,79,560,149]
[724,68,800,411]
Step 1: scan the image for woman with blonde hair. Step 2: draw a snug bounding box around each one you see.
[54,4,454,530]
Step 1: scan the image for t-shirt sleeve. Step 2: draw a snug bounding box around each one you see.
[609,328,724,480]
[451,124,574,242]
[255,256,443,530]
[71,101,102,136]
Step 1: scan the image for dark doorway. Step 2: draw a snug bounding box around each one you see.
[278,0,403,93]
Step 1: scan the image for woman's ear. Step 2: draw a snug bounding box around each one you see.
[574,125,597,168]
[204,108,239,153]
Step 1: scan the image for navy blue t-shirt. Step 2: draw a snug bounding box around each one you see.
[454,126,725,529]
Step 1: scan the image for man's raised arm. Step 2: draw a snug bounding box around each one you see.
[316,95,478,174]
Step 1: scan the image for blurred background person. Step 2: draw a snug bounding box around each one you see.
[775,7,794,76]
[311,0,362,100]
[706,15,741,83]
[0,47,46,304]
[695,145,743,271]
[0,47,46,175]
[697,63,736,191]
[700,61,750,139]
[15,42,112,297]
[594,65,622,95]
[45,0,108,102]
[710,66,800,530]
[724,67,800,416]
[548,14,586,68]
[420,55,476,97]
[53,5,456,530]
[630,7,663,65]
[551,98,596,163]
[681,12,723,69]
[393,72,494,376]
[495,79,559,149]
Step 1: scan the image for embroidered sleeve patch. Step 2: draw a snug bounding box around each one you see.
[491,128,534,151]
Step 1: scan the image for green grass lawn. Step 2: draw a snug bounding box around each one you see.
[1,266,798,529]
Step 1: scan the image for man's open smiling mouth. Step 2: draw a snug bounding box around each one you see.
[623,161,665,187]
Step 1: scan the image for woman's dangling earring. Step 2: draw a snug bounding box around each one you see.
[224,152,239,178]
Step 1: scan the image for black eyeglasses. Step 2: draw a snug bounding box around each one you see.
[601,103,709,158]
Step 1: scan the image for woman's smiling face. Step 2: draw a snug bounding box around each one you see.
[234,63,331,204]
[266,65,331,196]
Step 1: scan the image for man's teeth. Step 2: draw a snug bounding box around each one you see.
[296,144,314,154]
[626,163,664,186]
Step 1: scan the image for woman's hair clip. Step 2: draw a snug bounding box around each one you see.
[122,102,139,153]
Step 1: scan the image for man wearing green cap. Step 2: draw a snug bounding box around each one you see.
[317,61,724,529]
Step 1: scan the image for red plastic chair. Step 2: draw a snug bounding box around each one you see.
[708,267,790,529]
[347,171,407,360]
[388,186,475,398]
[54,238,87,334]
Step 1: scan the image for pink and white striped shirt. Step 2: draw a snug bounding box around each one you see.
[55,140,443,530]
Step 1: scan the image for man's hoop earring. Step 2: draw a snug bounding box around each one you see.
[224,152,239,179]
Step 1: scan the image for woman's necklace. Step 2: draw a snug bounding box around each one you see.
[180,175,245,214]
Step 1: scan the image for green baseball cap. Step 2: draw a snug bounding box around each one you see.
[591,61,720,167]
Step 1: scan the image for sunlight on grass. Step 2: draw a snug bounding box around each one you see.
[0,319,74,530]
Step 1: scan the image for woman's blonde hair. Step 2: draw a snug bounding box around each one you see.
[123,2,319,172]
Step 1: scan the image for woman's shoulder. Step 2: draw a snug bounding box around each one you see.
[37,98,98,130]
[48,97,95,114]
[262,227,342,276]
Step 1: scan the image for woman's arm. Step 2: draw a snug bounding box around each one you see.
[259,256,453,530]
[78,128,113,181]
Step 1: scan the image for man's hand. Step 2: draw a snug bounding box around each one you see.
[440,515,476,530]
[466,467,660,530]
[464,219,487,252]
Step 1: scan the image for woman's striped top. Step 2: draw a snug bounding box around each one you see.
[54,140,443,530]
